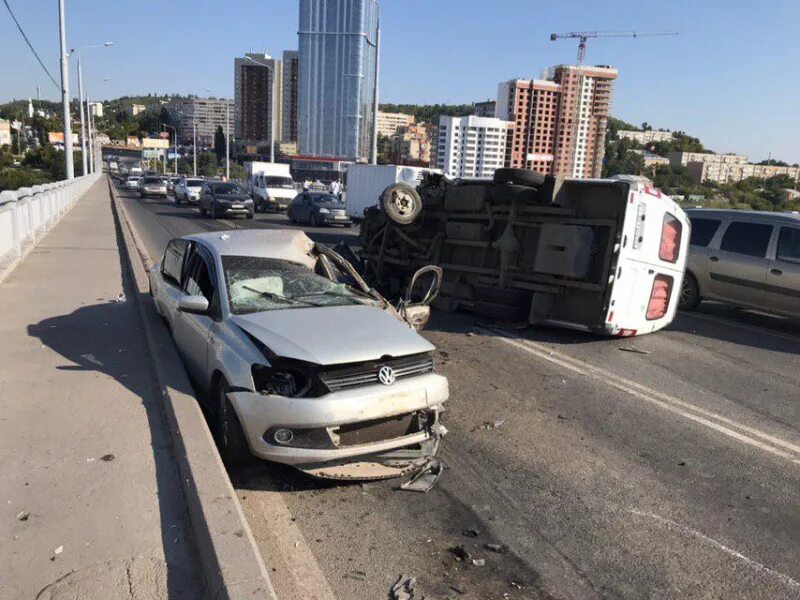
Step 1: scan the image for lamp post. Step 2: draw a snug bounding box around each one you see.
[57,0,74,179]
[244,56,276,163]
[163,124,178,175]
[70,42,113,176]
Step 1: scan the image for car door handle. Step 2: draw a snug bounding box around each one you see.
[770,268,783,275]
[709,256,719,262]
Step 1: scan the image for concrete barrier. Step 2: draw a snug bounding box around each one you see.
[0,173,102,285]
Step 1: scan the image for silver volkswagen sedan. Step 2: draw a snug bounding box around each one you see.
[149,229,448,479]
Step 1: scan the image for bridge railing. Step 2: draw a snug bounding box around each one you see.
[0,172,103,283]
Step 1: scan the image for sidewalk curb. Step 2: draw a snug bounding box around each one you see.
[107,177,278,600]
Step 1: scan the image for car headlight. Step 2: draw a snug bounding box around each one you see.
[318,208,330,214]
[251,359,325,398]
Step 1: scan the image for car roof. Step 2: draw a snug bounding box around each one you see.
[685,208,800,225]
[183,229,317,269]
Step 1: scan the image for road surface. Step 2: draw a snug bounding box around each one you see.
[116,180,800,600]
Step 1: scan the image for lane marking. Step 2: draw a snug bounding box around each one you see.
[629,509,800,592]
[478,328,800,466]
[678,311,800,344]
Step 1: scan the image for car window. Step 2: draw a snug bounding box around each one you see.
[212,183,240,194]
[720,222,773,258]
[689,217,722,247]
[183,249,216,302]
[222,256,366,315]
[143,177,162,184]
[162,239,189,285]
[187,179,203,187]
[776,227,800,264]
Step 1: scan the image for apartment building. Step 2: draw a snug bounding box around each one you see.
[618,129,673,144]
[0,118,11,147]
[389,123,431,166]
[165,97,234,146]
[686,159,800,184]
[298,0,379,160]
[281,50,299,143]
[377,111,415,137]
[436,115,511,178]
[497,64,617,179]
[234,53,282,145]
[668,151,748,168]
[472,100,496,117]
[88,102,104,118]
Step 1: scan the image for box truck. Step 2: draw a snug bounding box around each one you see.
[344,164,441,219]
[245,162,297,212]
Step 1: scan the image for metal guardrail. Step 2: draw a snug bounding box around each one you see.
[0,173,102,282]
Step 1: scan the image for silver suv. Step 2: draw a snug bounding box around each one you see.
[681,209,800,318]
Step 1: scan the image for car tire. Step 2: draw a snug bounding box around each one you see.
[679,272,701,311]
[214,377,251,467]
[246,212,254,220]
[311,213,320,227]
[211,202,217,219]
[493,168,546,188]
[381,182,422,225]
[200,205,207,216]
[287,211,295,223]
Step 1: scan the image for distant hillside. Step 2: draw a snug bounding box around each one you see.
[379,103,474,123]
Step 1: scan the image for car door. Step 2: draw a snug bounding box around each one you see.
[173,243,218,386]
[708,220,773,308]
[686,215,725,295]
[156,238,190,324]
[765,225,800,316]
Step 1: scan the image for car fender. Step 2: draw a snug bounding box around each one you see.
[207,320,267,393]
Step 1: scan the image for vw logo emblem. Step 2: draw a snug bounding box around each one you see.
[378,366,396,386]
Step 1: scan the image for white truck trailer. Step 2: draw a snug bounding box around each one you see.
[344,164,441,219]
[245,161,297,212]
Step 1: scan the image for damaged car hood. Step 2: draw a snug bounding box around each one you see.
[232,305,434,365]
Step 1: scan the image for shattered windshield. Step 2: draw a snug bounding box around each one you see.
[222,256,366,315]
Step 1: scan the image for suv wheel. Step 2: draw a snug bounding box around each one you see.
[679,272,701,310]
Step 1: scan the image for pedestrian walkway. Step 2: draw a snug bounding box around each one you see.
[0,178,203,599]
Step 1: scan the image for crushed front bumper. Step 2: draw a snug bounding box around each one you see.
[228,372,448,479]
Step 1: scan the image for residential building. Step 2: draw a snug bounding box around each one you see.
[668,151,748,168]
[165,97,234,146]
[497,64,617,179]
[686,159,800,185]
[298,0,379,160]
[88,102,104,118]
[126,103,146,116]
[234,53,283,146]
[377,111,415,137]
[632,149,670,167]
[389,123,431,166]
[281,50,299,143]
[618,129,673,144]
[472,100,496,117]
[435,115,511,179]
[0,118,11,147]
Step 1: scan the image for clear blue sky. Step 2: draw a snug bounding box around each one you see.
[2,0,798,163]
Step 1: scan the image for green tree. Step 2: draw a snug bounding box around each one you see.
[213,126,225,163]
[376,133,391,165]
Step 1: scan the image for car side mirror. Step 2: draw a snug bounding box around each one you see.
[404,265,442,306]
[178,294,209,314]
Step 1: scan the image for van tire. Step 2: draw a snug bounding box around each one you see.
[381,183,423,225]
[679,272,701,310]
[491,184,542,205]
[493,168,546,188]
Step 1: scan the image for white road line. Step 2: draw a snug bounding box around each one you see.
[479,328,800,466]
[678,310,800,344]
[629,509,800,593]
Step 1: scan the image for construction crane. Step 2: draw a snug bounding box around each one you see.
[550,31,678,66]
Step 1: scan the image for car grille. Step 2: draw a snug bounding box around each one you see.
[319,353,434,392]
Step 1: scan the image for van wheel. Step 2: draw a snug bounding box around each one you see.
[493,168,546,188]
[679,272,701,310]
[381,182,422,225]
[214,377,251,467]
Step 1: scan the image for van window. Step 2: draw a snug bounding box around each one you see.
[720,222,773,258]
[659,213,682,263]
[777,227,800,264]
[689,218,722,247]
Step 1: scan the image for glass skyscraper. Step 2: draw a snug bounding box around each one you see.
[298,0,379,160]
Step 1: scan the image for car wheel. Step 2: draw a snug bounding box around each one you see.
[211,202,217,219]
[200,204,207,216]
[311,212,320,227]
[679,272,701,311]
[214,377,251,467]
[246,212,254,220]
[381,182,422,225]
[287,210,295,223]
[493,168,546,188]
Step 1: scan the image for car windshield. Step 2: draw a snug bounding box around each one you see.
[212,183,241,194]
[186,179,203,187]
[265,176,295,188]
[143,177,162,184]
[222,256,365,315]
[311,194,342,205]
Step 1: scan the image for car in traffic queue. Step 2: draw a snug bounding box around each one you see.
[198,181,255,220]
[138,176,169,198]
[288,192,353,228]
[174,177,205,204]
[148,229,447,479]
[680,209,800,318]
[124,175,141,190]
[168,176,180,194]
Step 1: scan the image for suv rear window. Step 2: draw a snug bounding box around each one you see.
[720,222,773,258]
[143,177,162,184]
[689,217,721,247]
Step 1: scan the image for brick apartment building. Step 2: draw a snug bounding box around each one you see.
[497,65,617,178]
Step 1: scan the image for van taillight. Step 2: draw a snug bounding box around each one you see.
[646,275,673,320]
[659,213,682,263]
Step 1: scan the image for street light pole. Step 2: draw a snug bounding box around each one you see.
[163,124,177,175]
[57,0,74,179]
[76,54,87,175]
[193,120,197,177]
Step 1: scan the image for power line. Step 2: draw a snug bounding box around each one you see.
[3,0,60,90]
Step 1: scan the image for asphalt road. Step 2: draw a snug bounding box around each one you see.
[115,179,800,600]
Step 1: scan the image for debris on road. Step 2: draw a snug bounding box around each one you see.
[450,545,473,562]
[472,558,486,567]
[16,511,30,521]
[484,543,508,554]
[390,574,417,600]
[100,454,115,462]
[400,459,443,493]
[112,292,126,303]
[462,527,480,538]
[472,419,506,432]
[343,570,367,581]
[619,346,651,355]
[54,545,63,555]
